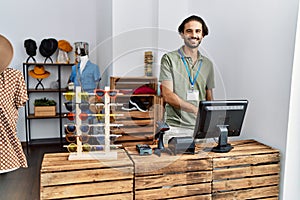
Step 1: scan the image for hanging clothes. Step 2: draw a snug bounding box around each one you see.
[0,68,28,171]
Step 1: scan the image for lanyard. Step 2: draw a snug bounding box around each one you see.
[178,49,202,89]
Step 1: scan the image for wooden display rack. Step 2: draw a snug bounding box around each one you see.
[110,76,164,146]
[66,86,122,160]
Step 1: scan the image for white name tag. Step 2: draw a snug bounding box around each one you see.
[187,90,199,101]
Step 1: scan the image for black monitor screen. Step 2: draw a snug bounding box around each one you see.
[193,100,248,152]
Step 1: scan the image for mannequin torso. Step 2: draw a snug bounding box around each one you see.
[79,55,89,74]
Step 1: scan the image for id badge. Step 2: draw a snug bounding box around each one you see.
[187,90,199,101]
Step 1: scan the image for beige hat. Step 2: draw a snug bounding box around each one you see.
[0,34,13,74]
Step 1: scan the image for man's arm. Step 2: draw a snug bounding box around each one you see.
[161,80,198,115]
[206,89,213,101]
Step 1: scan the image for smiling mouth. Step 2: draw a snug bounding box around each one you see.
[190,38,199,43]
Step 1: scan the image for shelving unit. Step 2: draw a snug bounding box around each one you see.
[23,62,74,146]
[110,76,164,146]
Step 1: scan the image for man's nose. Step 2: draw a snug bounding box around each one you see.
[191,31,197,37]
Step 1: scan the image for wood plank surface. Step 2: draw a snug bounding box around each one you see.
[72,193,133,200]
[172,194,211,200]
[111,126,153,134]
[41,150,132,172]
[41,179,133,199]
[135,158,212,176]
[41,166,133,186]
[135,182,211,200]
[213,174,280,192]
[212,185,279,200]
[115,111,154,119]
[117,119,153,126]
[213,153,280,168]
[213,163,280,180]
[135,171,212,189]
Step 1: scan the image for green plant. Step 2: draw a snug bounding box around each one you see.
[34,97,57,106]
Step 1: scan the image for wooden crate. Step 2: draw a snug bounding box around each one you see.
[40,149,134,200]
[110,76,157,92]
[34,106,56,117]
[125,146,212,200]
[202,139,280,200]
[110,76,164,147]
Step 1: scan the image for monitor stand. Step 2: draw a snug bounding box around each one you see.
[212,125,233,153]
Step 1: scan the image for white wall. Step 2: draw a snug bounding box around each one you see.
[95,0,113,87]
[0,0,98,140]
[283,1,300,198]
[111,0,159,77]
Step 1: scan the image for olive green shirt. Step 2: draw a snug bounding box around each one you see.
[159,46,215,129]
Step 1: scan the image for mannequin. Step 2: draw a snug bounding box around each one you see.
[79,54,89,74]
[69,48,101,93]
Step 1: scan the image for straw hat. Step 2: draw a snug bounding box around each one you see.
[0,34,14,74]
[29,65,50,79]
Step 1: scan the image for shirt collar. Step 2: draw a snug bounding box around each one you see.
[179,46,203,61]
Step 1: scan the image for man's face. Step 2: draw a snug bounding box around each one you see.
[180,20,204,49]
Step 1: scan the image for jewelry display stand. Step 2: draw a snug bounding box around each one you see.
[65,86,122,160]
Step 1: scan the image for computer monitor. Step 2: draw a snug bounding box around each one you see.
[193,100,248,153]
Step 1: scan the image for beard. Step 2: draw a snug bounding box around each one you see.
[184,37,201,49]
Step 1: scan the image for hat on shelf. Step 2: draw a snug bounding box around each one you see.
[24,39,37,57]
[29,65,50,79]
[58,40,73,52]
[39,38,58,57]
[0,34,14,74]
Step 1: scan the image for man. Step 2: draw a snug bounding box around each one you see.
[159,15,215,144]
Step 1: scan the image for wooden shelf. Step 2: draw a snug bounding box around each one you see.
[27,88,68,93]
[23,62,75,66]
[23,62,73,146]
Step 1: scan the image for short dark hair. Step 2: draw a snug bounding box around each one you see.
[178,15,209,37]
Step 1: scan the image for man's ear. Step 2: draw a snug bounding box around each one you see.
[179,32,184,39]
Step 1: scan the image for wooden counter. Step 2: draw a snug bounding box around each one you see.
[126,139,280,200]
[40,149,133,200]
[40,140,280,199]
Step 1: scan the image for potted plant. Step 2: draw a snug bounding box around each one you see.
[34,97,57,117]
